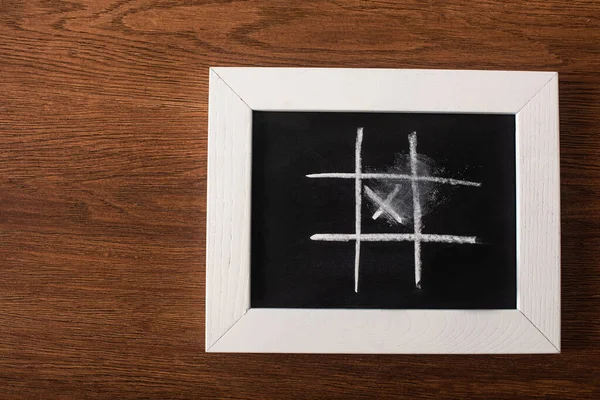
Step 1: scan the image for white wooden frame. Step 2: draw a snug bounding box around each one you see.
[206,68,560,354]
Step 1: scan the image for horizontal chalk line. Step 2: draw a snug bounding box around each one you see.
[306,173,481,187]
[310,233,477,244]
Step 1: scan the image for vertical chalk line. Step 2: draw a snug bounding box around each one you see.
[355,127,364,293]
[409,131,422,289]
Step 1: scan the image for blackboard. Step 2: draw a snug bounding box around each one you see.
[251,111,516,309]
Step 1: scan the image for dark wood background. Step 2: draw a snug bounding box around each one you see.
[1,0,598,398]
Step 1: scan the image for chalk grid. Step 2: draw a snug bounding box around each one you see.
[308,128,481,292]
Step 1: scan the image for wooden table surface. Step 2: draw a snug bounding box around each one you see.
[1,0,599,398]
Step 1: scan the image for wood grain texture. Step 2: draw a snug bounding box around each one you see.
[211,310,557,354]
[516,75,561,349]
[206,69,251,350]
[0,0,598,398]
[213,67,555,112]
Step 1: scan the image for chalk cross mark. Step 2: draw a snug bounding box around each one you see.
[365,186,403,224]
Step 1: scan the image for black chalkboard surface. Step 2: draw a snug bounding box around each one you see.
[251,111,516,309]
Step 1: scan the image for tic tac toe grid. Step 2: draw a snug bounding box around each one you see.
[307,129,482,292]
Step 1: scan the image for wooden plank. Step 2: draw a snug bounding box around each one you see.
[210,309,557,354]
[516,75,561,350]
[206,69,252,350]
[214,67,555,113]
